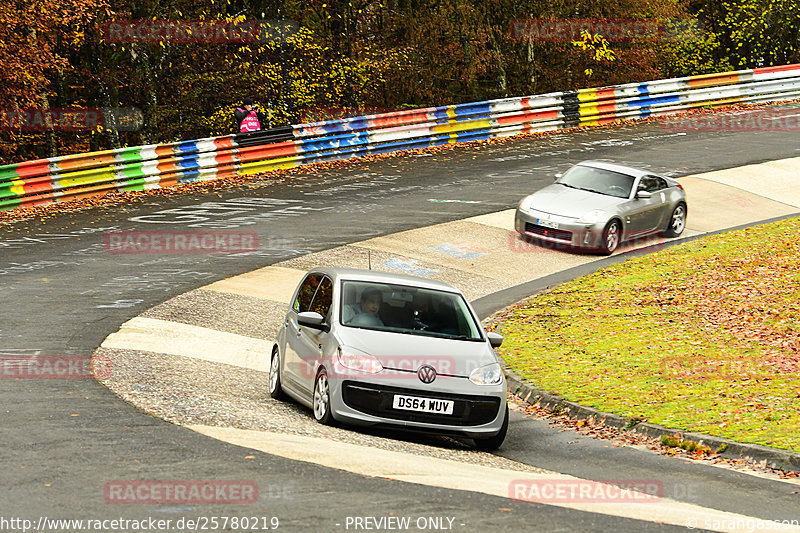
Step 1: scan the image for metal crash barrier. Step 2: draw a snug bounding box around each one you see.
[2,63,800,212]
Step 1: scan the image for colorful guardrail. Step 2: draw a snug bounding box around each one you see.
[2,63,800,212]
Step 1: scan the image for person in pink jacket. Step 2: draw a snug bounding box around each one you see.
[234,97,267,132]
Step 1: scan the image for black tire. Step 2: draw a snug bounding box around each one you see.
[474,406,508,451]
[663,203,687,238]
[599,219,621,255]
[268,347,287,400]
[313,368,334,425]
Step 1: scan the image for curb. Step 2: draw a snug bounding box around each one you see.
[501,339,800,475]
[478,212,800,473]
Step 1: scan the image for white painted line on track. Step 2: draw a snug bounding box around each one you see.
[102,317,271,371]
[464,209,517,229]
[201,265,306,303]
[189,425,796,533]
[99,159,800,401]
[694,158,800,208]
[99,159,800,399]
[679,177,798,233]
[97,157,800,531]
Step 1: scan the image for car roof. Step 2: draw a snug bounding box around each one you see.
[306,267,461,293]
[576,160,659,179]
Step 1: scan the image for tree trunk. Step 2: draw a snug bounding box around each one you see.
[129,45,159,144]
[488,27,507,95]
[527,38,536,94]
[38,93,57,158]
[100,82,122,149]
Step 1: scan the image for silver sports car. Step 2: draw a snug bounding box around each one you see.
[515,161,687,254]
[271,267,508,450]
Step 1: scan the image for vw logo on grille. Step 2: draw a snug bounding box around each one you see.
[417,364,437,384]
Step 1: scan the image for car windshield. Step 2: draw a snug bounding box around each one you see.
[340,280,484,341]
[557,165,635,199]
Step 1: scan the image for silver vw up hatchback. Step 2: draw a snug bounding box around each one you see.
[271,267,508,450]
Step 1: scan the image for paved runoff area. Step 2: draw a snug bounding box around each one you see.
[97,158,800,532]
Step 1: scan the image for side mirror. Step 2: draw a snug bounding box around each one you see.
[554,173,563,181]
[298,311,328,331]
[636,190,652,199]
[486,332,504,348]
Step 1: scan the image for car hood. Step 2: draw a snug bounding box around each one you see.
[527,184,625,218]
[335,327,497,376]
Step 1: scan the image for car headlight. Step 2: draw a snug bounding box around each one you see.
[577,209,607,224]
[469,363,503,385]
[337,347,383,374]
[519,196,535,212]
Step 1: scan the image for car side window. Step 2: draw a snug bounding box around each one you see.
[639,176,665,193]
[309,276,334,321]
[294,274,322,313]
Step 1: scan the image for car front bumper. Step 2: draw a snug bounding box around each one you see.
[514,208,606,250]
[327,375,507,438]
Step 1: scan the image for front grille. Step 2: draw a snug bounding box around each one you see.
[524,222,573,242]
[341,381,501,426]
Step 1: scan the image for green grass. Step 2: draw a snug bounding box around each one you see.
[499,217,800,451]
[660,434,715,455]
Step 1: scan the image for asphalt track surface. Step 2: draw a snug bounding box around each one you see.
[3,108,800,531]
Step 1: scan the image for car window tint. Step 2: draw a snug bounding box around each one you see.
[639,176,664,193]
[339,280,483,340]
[559,165,634,198]
[340,282,360,324]
[309,276,334,320]
[294,273,322,313]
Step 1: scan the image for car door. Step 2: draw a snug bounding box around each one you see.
[626,176,665,237]
[283,273,323,389]
[647,176,671,229]
[295,276,334,396]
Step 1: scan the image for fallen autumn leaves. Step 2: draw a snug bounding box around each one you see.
[496,217,800,452]
[2,101,790,225]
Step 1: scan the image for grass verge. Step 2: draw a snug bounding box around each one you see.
[498,216,800,451]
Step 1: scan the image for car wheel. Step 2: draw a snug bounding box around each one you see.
[664,203,687,238]
[313,369,334,425]
[268,347,286,400]
[599,220,621,255]
[474,406,508,451]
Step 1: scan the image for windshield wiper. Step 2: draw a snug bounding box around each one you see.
[561,183,600,194]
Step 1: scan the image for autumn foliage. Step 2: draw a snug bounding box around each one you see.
[1,0,797,164]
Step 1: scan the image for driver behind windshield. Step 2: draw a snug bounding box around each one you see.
[350,288,384,327]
